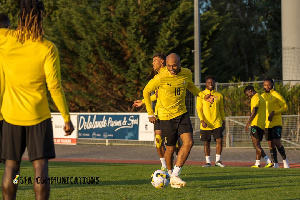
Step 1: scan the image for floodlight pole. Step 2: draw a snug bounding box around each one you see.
[194,0,201,130]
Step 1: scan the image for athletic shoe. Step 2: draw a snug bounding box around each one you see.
[283,160,290,168]
[202,163,211,167]
[215,161,226,167]
[161,167,168,172]
[265,163,274,168]
[251,165,260,168]
[170,175,186,188]
[274,163,280,168]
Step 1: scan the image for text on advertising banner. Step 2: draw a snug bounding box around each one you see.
[78,114,139,140]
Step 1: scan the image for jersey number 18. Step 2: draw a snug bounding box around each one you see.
[175,88,181,96]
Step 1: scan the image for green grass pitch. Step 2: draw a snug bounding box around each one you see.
[1,161,300,199]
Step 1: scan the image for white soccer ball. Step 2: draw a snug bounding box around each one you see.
[151,170,170,188]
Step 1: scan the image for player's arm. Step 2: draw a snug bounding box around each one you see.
[143,78,160,123]
[268,92,288,121]
[133,94,157,107]
[246,95,259,131]
[45,44,74,135]
[187,82,201,96]
[245,107,258,131]
[219,94,226,130]
[196,93,207,128]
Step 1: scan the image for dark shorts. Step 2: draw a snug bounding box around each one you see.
[154,119,161,131]
[2,118,56,162]
[200,127,223,142]
[160,112,193,146]
[250,126,264,141]
[264,126,282,141]
[0,120,3,161]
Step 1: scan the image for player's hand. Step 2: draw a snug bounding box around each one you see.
[204,94,214,104]
[268,111,274,121]
[64,121,74,136]
[148,116,157,124]
[201,120,207,128]
[133,100,143,107]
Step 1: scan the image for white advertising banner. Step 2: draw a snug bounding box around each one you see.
[52,113,78,145]
[138,113,155,141]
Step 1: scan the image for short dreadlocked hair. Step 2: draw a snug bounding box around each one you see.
[244,85,254,94]
[16,0,45,43]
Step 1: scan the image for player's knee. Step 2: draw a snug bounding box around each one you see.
[185,139,194,148]
[155,135,162,148]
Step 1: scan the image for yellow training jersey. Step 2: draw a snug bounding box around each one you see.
[143,67,200,120]
[142,67,167,117]
[261,89,288,128]
[0,28,70,125]
[196,89,225,130]
[250,93,266,130]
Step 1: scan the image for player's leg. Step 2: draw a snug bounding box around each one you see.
[250,127,272,168]
[27,118,55,199]
[170,113,193,188]
[2,160,21,199]
[265,128,279,168]
[272,126,289,168]
[214,128,225,167]
[200,130,212,167]
[1,121,26,199]
[164,145,175,175]
[169,132,192,188]
[154,120,167,171]
[174,137,182,157]
[33,159,50,200]
[160,119,176,175]
[175,132,193,168]
[251,135,261,167]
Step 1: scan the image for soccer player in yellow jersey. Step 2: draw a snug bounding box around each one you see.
[143,53,201,188]
[0,13,10,165]
[197,75,226,167]
[0,1,74,199]
[133,53,169,171]
[244,85,273,168]
[262,78,289,168]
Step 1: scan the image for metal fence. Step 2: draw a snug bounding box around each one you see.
[187,80,300,148]
[191,115,300,149]
[186,80,300,117]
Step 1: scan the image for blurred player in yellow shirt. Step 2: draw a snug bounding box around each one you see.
[133,53,169,171]
[0,1,74,199]
[143,53,201,188]
[244,85,273,168]
[0,13,10,165]
[262,78,289,168]
[197,75,226,167]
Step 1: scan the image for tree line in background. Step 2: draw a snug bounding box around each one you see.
[1,0,291,114]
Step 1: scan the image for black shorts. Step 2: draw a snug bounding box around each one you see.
[154,119,161,131]
[200,127,223,142]
[250,126,264,141]
[160,112,193,146]
[265,126,282,141]
[2,118,56,162]
[0,120,3,161]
